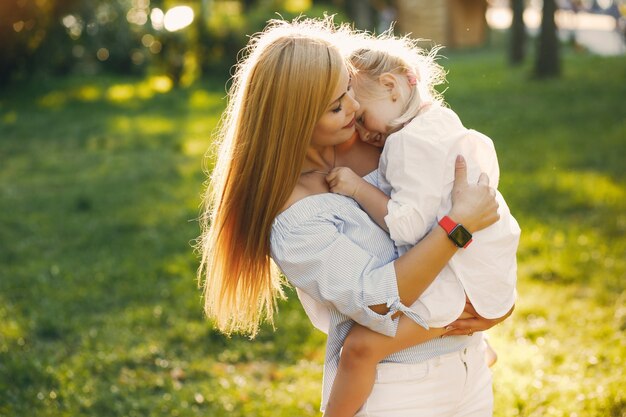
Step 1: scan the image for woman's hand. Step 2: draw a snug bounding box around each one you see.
[448,155,499,233]
[444,299,515,336]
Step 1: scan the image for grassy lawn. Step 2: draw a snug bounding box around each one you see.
[1,47,624,416]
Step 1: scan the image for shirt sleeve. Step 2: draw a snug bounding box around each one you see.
[381,109,501,248]
[271,218,416,337]
[382,128,450,247]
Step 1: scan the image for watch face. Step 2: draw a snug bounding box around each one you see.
[450,225,472,247]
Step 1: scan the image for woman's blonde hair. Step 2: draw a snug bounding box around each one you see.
[348,32,446,128]
[197,17,346,336]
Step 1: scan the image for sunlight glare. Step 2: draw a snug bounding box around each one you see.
[150,8,164,31]
[284,0,311,13]
[164,6,194,32]
[107,84,135,102]
[77,85,101,101]
[150,76,173,93]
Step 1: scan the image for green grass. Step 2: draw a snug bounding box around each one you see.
[1,47,625,416]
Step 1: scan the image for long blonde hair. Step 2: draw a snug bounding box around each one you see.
[348,32,446,128]
[197,18,345,336]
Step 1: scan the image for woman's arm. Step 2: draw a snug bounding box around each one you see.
[272,157,497,336]
[372,155,499,312]
[444,301,515,336]
[272,221,410,337]
[336,135,499,314]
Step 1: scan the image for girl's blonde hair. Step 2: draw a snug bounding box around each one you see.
[348,32,446,129]
[197,17,346,336]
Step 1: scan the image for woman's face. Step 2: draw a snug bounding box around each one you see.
[310,64,360,148]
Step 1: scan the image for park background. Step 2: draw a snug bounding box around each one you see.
[1,0,625,416]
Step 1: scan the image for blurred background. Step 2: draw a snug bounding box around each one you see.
[1,0,625,86]
[1,1,625,416]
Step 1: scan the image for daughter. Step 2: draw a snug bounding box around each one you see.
[323,34,521,417]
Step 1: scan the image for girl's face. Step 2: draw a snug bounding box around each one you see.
[310,65,360,148]
[353,77,406,148]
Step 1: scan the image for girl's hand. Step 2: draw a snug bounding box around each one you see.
[326,167,365,198]
[444,300,515,337]
[448,155,499,233]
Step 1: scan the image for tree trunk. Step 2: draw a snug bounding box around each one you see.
[345,0,375,31]
[534,0,560,78]
[196,0,211,76]
[509,0,526,65]
[241,0,256,12]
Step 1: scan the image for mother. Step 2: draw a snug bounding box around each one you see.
[198,17,508,415]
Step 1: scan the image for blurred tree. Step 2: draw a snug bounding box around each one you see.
[242,0,259,12]
[0,0,80,85]
[329,0,376,30]
[79,0,144,73]
[345,0,375,30]
[0,0,148,85]
[196,0,213,76]
[509,0,526,65]
[0,0,32,84]
[161,31,186,86]
[534,0,560,78]
[0,0,345,86]
[372,0,397,33]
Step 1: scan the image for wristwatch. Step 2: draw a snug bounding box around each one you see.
[438,216,473,248]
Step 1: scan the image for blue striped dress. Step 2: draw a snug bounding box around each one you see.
[270,170,469,409]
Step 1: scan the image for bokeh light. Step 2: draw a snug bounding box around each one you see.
[163,6,194,32]
[96,48,109,61]
[150,8,164,31]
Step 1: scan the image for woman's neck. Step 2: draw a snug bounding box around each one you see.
[300,133,381,177]
[302,145,336,174]
[336,133,381,177]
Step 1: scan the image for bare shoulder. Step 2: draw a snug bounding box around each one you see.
[279,175,329,214]
[280,184,311,214]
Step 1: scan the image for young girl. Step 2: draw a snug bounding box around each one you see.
[322,34,521,417]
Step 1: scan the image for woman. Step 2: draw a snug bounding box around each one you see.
[198,17,509,416]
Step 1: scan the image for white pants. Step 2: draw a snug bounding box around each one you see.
[354,334,493,417]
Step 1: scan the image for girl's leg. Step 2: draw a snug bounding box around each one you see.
[323,316,446,417]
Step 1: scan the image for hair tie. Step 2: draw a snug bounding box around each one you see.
[406,70,418,87]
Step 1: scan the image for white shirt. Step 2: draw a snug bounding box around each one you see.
[380,105,521,326]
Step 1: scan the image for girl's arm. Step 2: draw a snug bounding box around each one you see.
[326,167,390,231]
